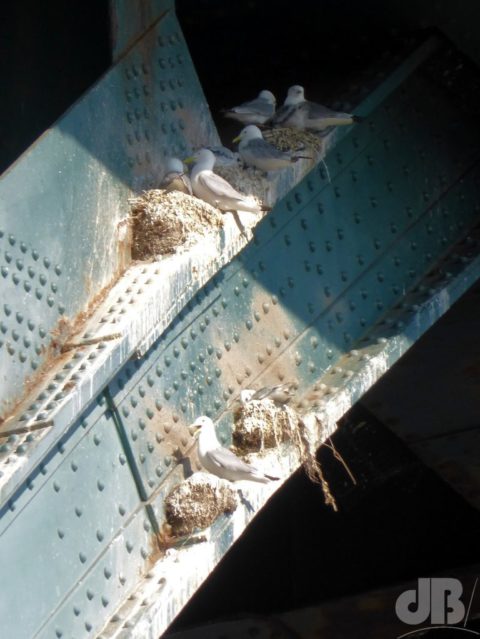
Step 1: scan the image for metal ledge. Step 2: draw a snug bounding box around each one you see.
[97,231,480,639]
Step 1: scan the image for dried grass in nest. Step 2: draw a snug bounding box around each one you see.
[234,400,338,511]
[233,400,298,452]
[164,474,238,536]
[264,128,324,154]
[129,189,224,259]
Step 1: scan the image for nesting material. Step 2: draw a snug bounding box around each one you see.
[165,473,238,536]
[264,128,324,154]
[233,399,298,452]
[235,401,338,511]
[129,189,224,259]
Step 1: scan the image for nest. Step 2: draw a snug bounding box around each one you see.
[263,128,324,154]
[233,400,298,452]
[164,474,238,536]
[129,189,224,259]
[234,399,339,511]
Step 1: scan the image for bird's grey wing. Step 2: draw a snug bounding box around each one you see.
[251,386,274,401]
[181,173,193,195]
[160,171,178,188]
[306,101,353,120]
[247,138,287,159]
[234,97,273,117]
[270,104,299,126]
[162,171,192,195]
[208,446,256,474]
[198,172,244,202]
[305,101,336,118]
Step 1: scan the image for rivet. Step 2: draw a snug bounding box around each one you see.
[97,530,104,542]
[118,505,126,516]
[75,507,82,517]
[79,552,87,564]
[97,480,105,491]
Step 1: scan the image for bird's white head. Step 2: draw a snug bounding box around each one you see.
[165,157,184,174]
[284,85,305,106]
[239,389,256,405]
[233,125,263,145]
[258,90,276,105]
[184,148,216,171]
[188,415,219,449]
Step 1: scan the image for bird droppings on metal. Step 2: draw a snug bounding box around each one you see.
[129,189,224,258]
[164,473,238,536]
[233,400,298,452]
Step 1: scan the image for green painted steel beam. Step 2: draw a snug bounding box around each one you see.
[1,19,480,639]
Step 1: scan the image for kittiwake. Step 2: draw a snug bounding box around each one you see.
[161,157,192,195]
[233,125,312,171]
[185,148,269,213]
[222,90,276,125]
[240,382,297,407]
[189,416,279,483]
[270,85,362,131]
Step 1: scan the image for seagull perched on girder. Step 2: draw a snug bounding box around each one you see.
[185,148,269,213]
[189,416,279,483]
[269,85,363,131]
[240,382,297,407]
[233,125,312,171]
[222,90,276,126]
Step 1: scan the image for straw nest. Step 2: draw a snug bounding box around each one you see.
[129,189,224,259]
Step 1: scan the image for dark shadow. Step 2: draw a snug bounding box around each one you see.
[167,402,480,631]
[0,0,111,174]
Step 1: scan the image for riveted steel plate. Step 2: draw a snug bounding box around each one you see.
[36,504,156,639]
[0,9,218,416]
[110,0,174,60]
[0,398,144,639]
[106,42,480,501]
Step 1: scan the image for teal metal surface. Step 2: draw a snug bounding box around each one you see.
[0,9,217,418]
[0,396,156,639]
[1,19,480,639]
[110,0,174,60]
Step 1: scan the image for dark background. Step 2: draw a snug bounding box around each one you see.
[2,0,480,634]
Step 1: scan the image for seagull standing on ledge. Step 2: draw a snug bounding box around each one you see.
[222,90,276,126]
[185,148,269,213]
[233,125,312,171]
[270,85,363,131]
[189,416,279,483]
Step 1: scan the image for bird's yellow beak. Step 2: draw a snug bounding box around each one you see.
[232,135,241,144]
[183,156,196,165]
[188,422,201,437]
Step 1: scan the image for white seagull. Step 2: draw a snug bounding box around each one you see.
[270,85,362,131]
[222,90,276,126]
[233,125,311,171]
[185,148,269,213]
[189,416,279,483]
